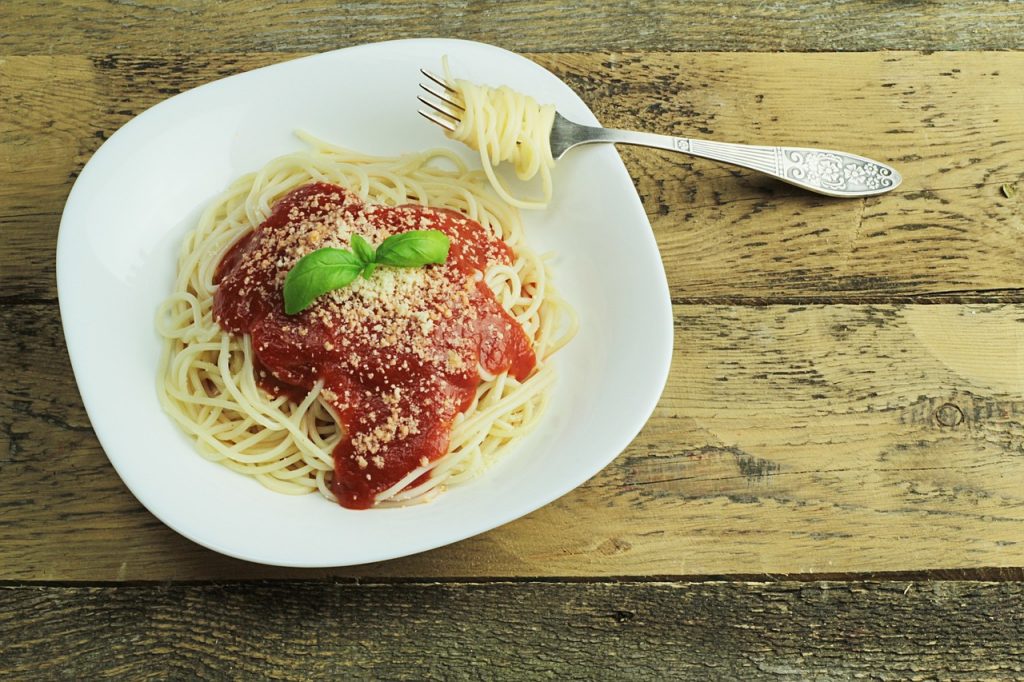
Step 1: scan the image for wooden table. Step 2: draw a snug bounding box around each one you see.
[3,2,1024,678]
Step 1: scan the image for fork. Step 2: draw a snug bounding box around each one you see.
[417,69,901,199]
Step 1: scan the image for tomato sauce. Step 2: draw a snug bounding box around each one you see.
[213,183,535,508]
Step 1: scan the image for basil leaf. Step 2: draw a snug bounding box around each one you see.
[375,230,450,268]
[350,234,375,265]
[283,248,363,314]
[282,230,451,315]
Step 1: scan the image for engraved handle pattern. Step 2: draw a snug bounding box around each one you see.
[598,127,902,197]
[780,148,899,195]
[670,139,901,197]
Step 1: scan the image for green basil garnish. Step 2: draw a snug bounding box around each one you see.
[375,230,451,268]
[282,229,450,315]
[350,234,376,270]
[282,248,363,315]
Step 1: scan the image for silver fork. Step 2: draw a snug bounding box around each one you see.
[418,69,901,199]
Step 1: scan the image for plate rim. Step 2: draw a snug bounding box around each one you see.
[56,37,675,567]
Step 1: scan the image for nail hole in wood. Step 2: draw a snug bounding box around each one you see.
[935,403,964,428]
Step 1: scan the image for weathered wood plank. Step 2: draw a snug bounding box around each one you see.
[1,581,1022,680]
[5,302,1024,580]
[2,0,1023,54]
[2,52,1021,302]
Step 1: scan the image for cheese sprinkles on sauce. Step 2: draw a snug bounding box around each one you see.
[156,133,576,509]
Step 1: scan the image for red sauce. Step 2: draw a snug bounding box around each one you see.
[213,183,535,509]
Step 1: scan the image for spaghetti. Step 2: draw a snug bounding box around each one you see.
[157,133,575,508]
[442,63,557,210]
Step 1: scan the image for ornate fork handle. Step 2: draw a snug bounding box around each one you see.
[582,127,901,197]
[416,74,901,199]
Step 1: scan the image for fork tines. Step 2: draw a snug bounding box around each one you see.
[418,69,463,132]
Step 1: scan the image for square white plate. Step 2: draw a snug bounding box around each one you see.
[57,38,673,567]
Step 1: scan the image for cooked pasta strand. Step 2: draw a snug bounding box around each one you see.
[157,135,575,507]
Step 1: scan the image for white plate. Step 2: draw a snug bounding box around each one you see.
[57,38,673,567]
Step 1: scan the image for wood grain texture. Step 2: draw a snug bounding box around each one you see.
[2,52,1022,302]
[2,581,1022,680]
[6,302,1024,580]
[2,0,1023,54]
[4,14,1024,583]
